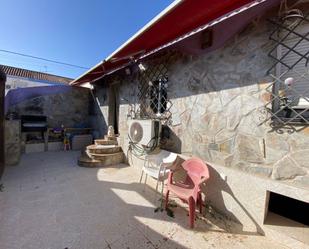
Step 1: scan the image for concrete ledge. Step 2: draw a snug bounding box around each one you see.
[204,162,309,249]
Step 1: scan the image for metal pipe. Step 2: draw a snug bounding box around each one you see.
[157,79,162,116]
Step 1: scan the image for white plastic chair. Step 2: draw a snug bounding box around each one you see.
[139,150,177,201]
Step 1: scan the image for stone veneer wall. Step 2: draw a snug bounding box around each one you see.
[8,87,91,128]
[89,85,110,138]
[94,20,309,189]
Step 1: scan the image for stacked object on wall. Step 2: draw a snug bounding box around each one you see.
[78,135,124,167]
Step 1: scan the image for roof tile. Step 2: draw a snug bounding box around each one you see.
[0,64,72,84]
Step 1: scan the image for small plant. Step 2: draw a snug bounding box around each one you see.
[0,184,4,192]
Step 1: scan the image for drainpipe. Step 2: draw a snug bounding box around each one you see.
[0,68,6,179]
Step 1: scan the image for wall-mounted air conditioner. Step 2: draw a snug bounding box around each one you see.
[128,119,161,147]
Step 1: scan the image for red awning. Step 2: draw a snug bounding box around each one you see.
[71,0,266,85]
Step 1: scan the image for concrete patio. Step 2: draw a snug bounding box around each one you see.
[0,151,289,249]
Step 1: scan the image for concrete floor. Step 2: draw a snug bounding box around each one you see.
[0,151,290,249]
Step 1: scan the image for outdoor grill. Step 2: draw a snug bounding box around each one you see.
[21,115,47,133]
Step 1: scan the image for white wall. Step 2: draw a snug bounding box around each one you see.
[5,75,63,95]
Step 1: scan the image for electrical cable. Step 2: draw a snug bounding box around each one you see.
[127,122,160,159]
[0,49,89,69]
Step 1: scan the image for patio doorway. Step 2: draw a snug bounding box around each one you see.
[108,83,119,135]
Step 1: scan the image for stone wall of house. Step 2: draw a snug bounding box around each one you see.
[94,20,309,189]
[164,21,309,188]
[8,87,91,128]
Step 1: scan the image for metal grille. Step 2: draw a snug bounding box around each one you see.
[136,52,175,125]
[260,11,309,129]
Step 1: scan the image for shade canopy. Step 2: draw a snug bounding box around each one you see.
[71,0,265,85]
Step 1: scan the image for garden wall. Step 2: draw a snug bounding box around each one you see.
[7,86,91,128]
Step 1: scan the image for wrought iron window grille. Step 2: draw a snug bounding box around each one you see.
[260,11,309,129]
[136,52,175,125]
[149,76,168,114]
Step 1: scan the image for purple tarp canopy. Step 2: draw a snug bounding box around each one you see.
[5,85,72,114]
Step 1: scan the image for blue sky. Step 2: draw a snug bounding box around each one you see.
[0,0,173,78]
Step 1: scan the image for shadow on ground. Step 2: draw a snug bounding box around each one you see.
[0,151,287,249]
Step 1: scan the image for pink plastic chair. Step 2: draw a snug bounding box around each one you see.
[165,157,210,228]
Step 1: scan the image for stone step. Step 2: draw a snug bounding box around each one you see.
[104,135,117,141]
[78,154,105,168]
[94,139,118,146]
[78,151,124,167]
[86,144,122,154]
[88,151,124,162]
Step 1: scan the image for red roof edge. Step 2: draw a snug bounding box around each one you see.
[71,0,269,85]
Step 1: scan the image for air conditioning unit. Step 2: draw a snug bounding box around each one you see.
[128,119,161,147]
